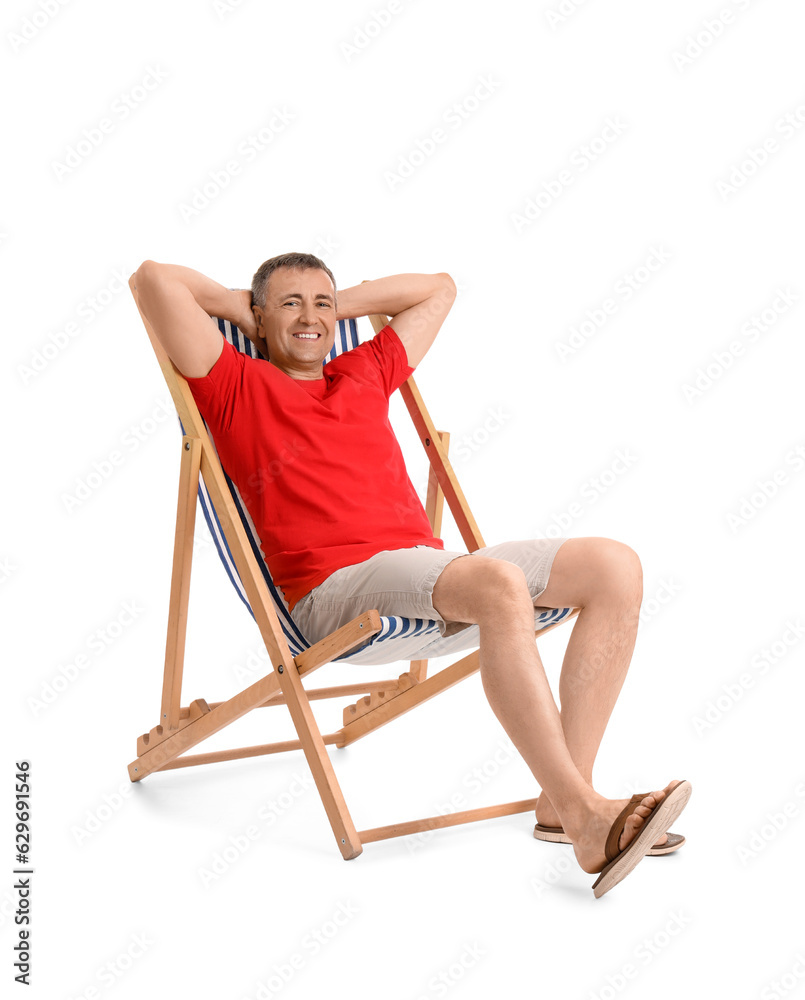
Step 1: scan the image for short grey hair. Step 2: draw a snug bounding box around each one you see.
[251,252,337,309]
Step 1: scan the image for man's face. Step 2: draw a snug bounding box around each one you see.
[253,266,337,378]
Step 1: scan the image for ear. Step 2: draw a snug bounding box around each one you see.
[253,306,265,339]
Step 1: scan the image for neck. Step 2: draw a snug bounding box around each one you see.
[270,360,324,381]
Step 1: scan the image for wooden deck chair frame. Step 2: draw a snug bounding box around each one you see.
[127,277,580,859]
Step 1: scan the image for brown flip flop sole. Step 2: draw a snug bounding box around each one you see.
[592,780,692,898]
[533,824,685,855]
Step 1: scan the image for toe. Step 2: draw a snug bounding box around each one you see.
[618,789,666,852]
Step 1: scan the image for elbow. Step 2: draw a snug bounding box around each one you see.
[134,259,163,283]
[131,260,165,299]
[133,260,153,286]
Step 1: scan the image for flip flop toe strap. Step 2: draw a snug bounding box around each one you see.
[605,793,649,863]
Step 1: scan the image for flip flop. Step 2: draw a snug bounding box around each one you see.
[534,821,685,855]
[591,780,692,898]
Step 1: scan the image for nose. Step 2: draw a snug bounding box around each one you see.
[299,302,318,326]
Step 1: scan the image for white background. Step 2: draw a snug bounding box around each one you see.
[5,0,805,997]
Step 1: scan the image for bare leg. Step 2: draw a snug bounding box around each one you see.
[431,547,676,873]
[528,539,661,817]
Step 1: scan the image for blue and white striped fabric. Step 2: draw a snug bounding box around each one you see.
[182,316,574,666]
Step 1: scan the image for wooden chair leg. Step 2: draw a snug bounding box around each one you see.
[272,656,364,860]
[161,435,201,731]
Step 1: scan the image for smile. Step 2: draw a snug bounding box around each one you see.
[293,333,320,339]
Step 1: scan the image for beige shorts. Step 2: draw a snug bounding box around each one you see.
[290,537,569,646]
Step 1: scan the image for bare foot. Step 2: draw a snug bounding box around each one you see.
[562,781,683,874]
[536,790,670,849]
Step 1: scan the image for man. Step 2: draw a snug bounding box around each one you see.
[132,252,690,896]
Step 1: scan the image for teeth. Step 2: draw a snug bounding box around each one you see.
[294,333,318,339]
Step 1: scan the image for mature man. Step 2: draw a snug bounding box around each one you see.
[132,252,690,896]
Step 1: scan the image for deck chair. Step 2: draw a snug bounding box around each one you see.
[127,279,580,859]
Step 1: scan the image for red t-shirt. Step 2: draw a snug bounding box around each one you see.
[184,324,444,611]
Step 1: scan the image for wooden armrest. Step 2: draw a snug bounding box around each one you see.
[294,610,383,675]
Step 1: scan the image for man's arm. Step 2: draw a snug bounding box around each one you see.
[132,260,258,378]
[335,273,456,369]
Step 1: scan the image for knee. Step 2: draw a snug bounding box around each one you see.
[432,555,531,624]
[590,539,643,607]
[475,558,532,611]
